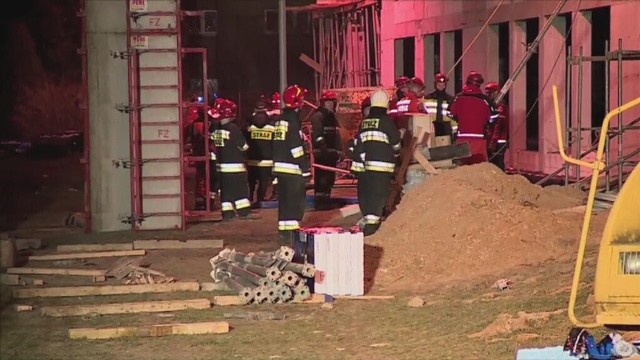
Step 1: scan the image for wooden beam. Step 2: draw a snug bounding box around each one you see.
[133,240,223,250]
[68,321,230,340]
[57,243,133,252]
[299,53,322,73]
[0,274,20,285]
[413,151,441,175]
[28,249,145,261]
[13,281,200,298]
[42,298,212,317]
[14,238,42,251]
[7,267,106,276]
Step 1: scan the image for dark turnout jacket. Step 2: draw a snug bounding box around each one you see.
[351,107,401,174]
[272,108,310,176]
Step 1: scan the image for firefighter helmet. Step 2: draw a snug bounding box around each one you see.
[434,73,449,84]
[485,81,500,93]
[270,92,281,110]
[208,98,237,119]
[466,71,484,87]
[361,96,371,113]
[255,95,269,112]
[370,89,389,109]
[320,90,337,102]
[282,84,308,109]
[395,76,410,88]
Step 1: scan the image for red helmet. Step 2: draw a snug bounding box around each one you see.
[361,96,371,113]
[282,84,308,109]
[409,77,425,93]
[208,98,237,119]
[485,81,500,93]
[466,71,484,87]
[270,92,281,110]
[395,76,410,88]
[434,73,449,84]
[320,90,337,102]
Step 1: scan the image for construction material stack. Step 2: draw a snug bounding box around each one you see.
[209,247,315,304]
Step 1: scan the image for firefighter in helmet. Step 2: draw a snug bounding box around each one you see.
[448,71,499,165]
[246,96,275,204]
[484,81,509,171]
[310,90,341,210]
[209,98,256,221]
[424,73,456,138]
[388,76,411,117]
[351,89,401,236]
[272,84,311,245]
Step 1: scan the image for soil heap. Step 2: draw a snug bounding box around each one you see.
[368,162,590,292]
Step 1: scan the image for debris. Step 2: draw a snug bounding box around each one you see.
[223,312,287,321]
[469,309,565,339]
[29,249,145,261]
[209,246,315,305]
[42,298,212,317]
[13,304,34,312]
[321,303,334,310]
[493,279,513,291]
[14,238,42,251]
[12,282,200,298]
[407,296,425,308]
[68,321,229,339]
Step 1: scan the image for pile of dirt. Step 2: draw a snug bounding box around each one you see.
[369,163,592,292]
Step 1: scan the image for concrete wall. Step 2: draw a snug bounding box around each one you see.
[380,0,640,175]
[87,0,132,231]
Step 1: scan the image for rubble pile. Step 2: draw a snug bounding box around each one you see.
[210,247,315,304]
[369,162,594,292]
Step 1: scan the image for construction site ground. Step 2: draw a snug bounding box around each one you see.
[0,155,611,360]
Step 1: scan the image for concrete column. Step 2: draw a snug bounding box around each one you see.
[539,15,567,174]
[87,0,132,231]
[394,39,404,79]
[379,0,395,86]
[414,35,425,81]
[442,31,455,94]
[461,25,488,81]
[486,25,500,84]
[423,34,436,85]
[571,10,592,159]
[508,20,529,168]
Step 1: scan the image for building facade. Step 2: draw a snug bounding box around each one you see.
[380,0,640,176]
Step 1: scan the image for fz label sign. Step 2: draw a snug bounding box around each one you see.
[157,129,170,139]
[129,0,148,12]
[131,35,148,49]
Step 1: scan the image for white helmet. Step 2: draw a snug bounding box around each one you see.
[370,88,389,109]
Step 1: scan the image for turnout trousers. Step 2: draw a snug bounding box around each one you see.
[456,137,488,165]
[218,171,251,220]
[247,165,272,203]
[357,170,392,236]
[313,150,338,209]
[276,173,307,245]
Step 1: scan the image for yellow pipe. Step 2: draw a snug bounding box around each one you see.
[552,85,640,328]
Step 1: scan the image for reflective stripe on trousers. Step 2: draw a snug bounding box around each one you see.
[278,220,300,231]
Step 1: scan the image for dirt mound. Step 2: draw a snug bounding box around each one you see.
[368,163,591,292]
[468,310,565,339]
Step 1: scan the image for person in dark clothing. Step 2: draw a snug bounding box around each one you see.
[310,90,341,210]
[209,98,256,221]
[272,84,311,245]
[351,89,401,236]
[448,71,498,165]
[267,92,282,201]
[424,73,456,138]
[246,96,275,204]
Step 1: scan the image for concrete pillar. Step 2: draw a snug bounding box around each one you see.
[379,0,395,86]
[539,15,567,174]
[508,20,528,168]
[442,31,455,94]
[486,25,500,84]
[414,35,425,81]
[423,34,437,86]
[571,10,592,160]
[394,39,404,79]
[461,25,488,81]
[87,0,132,231]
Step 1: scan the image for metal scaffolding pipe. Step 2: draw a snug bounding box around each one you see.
[604,40,611,191]
[278,0,287,95]
[276,260,316,278]
[576,46,584,180]
[215,261,263,286]
[228,251,275,267]
[223,276,254,304]
[617,38,624,190]
[235,262,281,281]
[564,45,572,186]
[282,271,300,287]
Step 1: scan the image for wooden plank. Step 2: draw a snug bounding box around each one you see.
[13,281,200,299]
[0,274,20,285]
[42,298,211,317]
[334,295,395,300]
[69,321,230,340]
[413,150,441,175]
[14,238,42,251]
[133,239,223,250]
[14,304,34,312]
[57,243,133,252]
[299,53,322,73]
[106,257,142,279]
[7,267,106,276]
[28,249,145,261]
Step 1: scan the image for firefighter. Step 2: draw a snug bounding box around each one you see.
[272,84,311,245]
[448,71,498,165]
[246,96,275,204]
[388,76,411,117]
[209,98,256,221]
[346,96,371,176]
[484,81,509,171]
[351,89,401,236]
[192,106,220,205]
[267,92,282,201]
[310,90,341,210]
[424,73,456,138]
